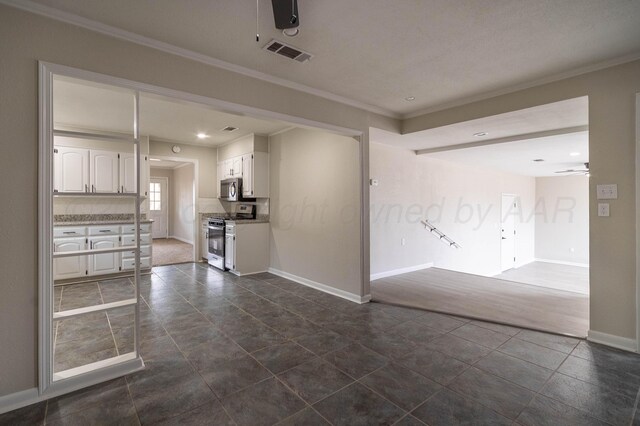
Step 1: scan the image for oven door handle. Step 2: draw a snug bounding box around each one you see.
[208,226,225,231]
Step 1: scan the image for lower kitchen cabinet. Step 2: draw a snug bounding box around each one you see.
[88,236,120,275]
[53,237,87,280]
[225,222,269,276]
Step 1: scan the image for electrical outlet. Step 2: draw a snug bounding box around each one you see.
[598,203,610,217]
[596,184,618,200]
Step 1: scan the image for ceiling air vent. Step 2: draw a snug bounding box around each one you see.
[263,39,313,63]
[221,126,238,132]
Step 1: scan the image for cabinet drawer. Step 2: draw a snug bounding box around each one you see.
[121,233,151,246]
[121,223,152,234]
[121,256,151,270]
[88,225,120,236]
[53,227,86,238]
[121,245,151,259]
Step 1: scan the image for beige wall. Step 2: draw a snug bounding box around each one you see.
[149,140,216,199]
[535,176,590,265]
[172,164,195,243]
[218,134,269,161]
[269,128,362,296]
[0,5,374,398]
[404,59,640,340]
[370,142,536,277]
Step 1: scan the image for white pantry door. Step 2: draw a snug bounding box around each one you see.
[501,194,517,272]
[150,177,169,239]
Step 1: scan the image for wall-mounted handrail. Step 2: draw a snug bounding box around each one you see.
[421,219,461,249]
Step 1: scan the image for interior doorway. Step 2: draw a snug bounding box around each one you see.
[369,96,590,337]
[150,160,196,266]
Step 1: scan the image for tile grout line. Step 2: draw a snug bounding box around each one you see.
[97,281,121,357]
[630,383,640,426]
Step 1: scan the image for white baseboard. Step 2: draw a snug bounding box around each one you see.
[587,330,638,352]
[370,263,434,281]
[169,235,194,245]
[535,258,589,268]
[0,388,40,415]
[268,268,370,304]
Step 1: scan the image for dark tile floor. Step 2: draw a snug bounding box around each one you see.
[53,278,137,372]
[3,262,640,425]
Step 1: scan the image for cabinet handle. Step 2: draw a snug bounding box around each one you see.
[92,184,95,192]
[90,241,93,249]
[62,231,76,235]
[85,184,88,193]
[99,230,110,233]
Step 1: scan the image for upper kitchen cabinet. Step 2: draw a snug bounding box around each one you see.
[217,134,269,198]
[53,135,151,195]
[53,146,90,193]
[90,149,119,193]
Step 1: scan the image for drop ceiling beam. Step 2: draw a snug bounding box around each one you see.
[415,125,588,155]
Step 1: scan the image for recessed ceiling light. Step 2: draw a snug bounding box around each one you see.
[569,152,581,156]
[196,133,209,139]
[405,96,415,101]
[533,159,545,162]
[473,132,488,137]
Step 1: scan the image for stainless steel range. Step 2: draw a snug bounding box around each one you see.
[207,204,256,271]
[207,217,226,270]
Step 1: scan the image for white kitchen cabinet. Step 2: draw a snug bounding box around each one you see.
[53,237,87,280]
[201,221,209,261]
[225,222,269,275]
[220,157,243,180]
[231,157,243,177]
[241,152,269,198]
[119,152,136,193]
[90,150,119,193]
[53,147,89,193]
[225,232,235,271]
[88,235,120,275]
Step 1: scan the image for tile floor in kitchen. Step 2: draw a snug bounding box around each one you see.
[2,262,640,425]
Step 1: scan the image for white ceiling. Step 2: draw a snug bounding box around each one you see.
[370,97,588,151]
[53,76,291,146]
[23,0,640,116]
[424,132,589,177]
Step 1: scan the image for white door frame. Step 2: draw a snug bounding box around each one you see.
[149,176,170,239]
[150,157,199,262]
[34,61,368,412]
[636,92,640,352]
[500,193,518,272]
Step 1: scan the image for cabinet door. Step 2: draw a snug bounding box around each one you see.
[90,150,119,193]
[53,237,87,280]
[119,152,135,193]
[88,236,120,275]
[201,225,209,260]
[54,147,89,193]
[224,159,234,179]
[232,157,243,178]
[217,162,225,197]
[225,234,235,270]
[141,155,149,197]
[242,154,253,197]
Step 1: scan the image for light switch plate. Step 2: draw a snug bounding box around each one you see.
[596,184,618,200]
[598,203,610,217]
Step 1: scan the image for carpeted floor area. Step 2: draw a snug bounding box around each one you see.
[152,238,193,266]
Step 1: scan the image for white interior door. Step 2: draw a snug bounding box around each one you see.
[501,194,517,271]
[150,177,168,238]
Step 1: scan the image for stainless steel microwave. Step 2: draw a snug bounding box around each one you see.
[220,178,242,202]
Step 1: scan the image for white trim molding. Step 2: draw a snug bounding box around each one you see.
[0,0,398,119]
[636,92,640,353]
[168,235,194,245]
[588,330,638,353]
[534,258,590,268]
[370,263,434,281]
[268,268,371,304]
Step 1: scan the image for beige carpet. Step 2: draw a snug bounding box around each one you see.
[152,238,193,266]
[372,267,589,337]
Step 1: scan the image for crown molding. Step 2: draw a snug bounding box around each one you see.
[0,0,400,119]
[402,51,640,120]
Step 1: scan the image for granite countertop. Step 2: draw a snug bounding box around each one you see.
[199,212,269,224]
[54,214,153,226]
